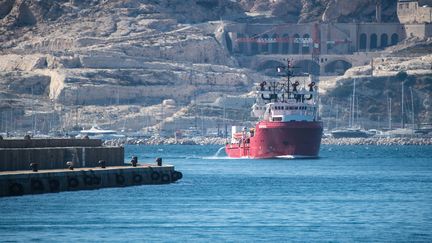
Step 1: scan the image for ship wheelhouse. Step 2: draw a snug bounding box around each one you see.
[265,102,317,122]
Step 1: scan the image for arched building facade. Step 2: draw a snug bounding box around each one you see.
[227,23,405,56]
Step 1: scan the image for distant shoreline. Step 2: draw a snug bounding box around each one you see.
[104,136,432,146]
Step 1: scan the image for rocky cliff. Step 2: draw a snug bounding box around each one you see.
[0,0,429,134]
[322,54,432,129]
[237,0,398,23]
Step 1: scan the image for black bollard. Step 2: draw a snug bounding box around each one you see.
[156,157,162,166]
[66,161,74,170]
[131,156,138,167]
[98,160,106,168]
[29,162,38,172]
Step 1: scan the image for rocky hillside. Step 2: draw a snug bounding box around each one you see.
[0,0,255,133]
[322,54,432,129]
[237,0,399,23]
[0,0,430,135]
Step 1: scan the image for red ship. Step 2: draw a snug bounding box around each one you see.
[225,62,323,159]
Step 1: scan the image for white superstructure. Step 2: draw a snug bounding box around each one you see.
[251,74,319,122]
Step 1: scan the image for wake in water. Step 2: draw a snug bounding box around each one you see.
[203,146,236,159]
[214,146,225,157]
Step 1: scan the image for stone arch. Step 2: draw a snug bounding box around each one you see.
[237,33,246,54]
[302,34,310,54]
[281,33,289,54]
[324,60,352,75]
[293,59,320,76]
[261,34,269,53]
[292,34,300,54]
[380,33,388,48]
[271,33,279,54]
[359,33,367,50]
[391,33,399,45]
[251,35,259,55]
[370,33,378,50]
[256,60,285,76]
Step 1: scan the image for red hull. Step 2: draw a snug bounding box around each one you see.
[225,121,323,159]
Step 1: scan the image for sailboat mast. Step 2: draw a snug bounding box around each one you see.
[335,103,339,129]
[351,79,356,128]
[401,81,404,129]
[388,97,392,129]
[356,96,359,127]
[348,96,352,128]
[410,87,415,129]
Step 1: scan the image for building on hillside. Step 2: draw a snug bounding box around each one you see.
[397,0,432,38]
[217,0,432,76]
[398,0,432,24]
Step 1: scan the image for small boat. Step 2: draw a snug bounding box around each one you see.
[330,128,370,138]
[78,124,125,140]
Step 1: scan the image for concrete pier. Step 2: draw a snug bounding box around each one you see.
[0,165,183,197]
[0,138,124,171]
[0,138,183,197]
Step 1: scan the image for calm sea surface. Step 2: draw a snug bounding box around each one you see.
[1,145,432,242]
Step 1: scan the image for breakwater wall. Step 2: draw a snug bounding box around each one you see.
[321,137,432,145]
[0,138,102,148]
[103,136,432,146]
[0,138,124,171]
[0,165,183,197]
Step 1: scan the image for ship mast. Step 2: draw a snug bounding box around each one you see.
[277,59,295,101]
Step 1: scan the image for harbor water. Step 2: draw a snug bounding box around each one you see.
[1,145,432,241]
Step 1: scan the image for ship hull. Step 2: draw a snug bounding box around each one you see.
[225,121,323,159]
